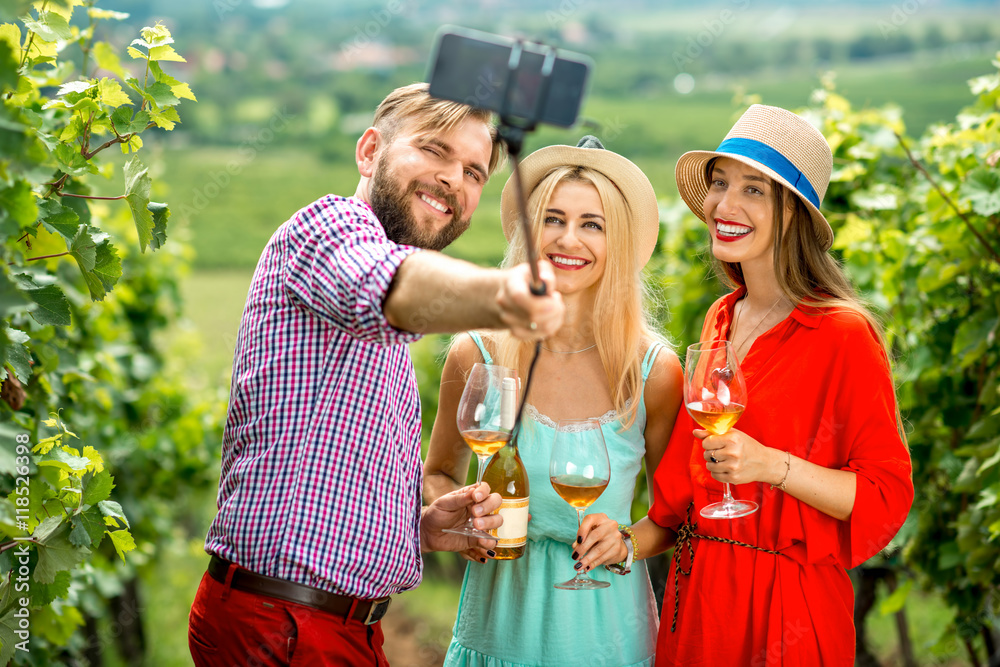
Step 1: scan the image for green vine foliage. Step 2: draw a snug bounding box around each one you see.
[0,2,222,664]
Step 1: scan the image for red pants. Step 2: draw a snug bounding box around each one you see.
[188,570,389,666]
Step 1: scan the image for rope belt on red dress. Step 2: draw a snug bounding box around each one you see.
[670,502,788,632]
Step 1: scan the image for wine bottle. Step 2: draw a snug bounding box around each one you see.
[482,377,529,559]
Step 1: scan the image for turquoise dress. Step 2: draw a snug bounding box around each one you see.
[444,334,662,667]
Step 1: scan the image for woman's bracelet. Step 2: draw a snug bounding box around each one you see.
[770,450,791,491]
[605,524,638,575]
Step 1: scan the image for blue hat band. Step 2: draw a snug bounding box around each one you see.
[714,137,821,209]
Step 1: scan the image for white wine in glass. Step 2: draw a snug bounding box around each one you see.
[685,340,757,519]
[549,418,611,590]
[443,363,516,540]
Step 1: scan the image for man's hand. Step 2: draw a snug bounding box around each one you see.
[421,482,503,553]
[497,261,564,340]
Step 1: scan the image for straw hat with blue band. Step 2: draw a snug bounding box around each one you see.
[500,136,661,267]
[674,104,835,251]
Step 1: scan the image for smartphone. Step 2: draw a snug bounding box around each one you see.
[427,26,591,128]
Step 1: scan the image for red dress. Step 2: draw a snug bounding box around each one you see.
[648,290,914,666]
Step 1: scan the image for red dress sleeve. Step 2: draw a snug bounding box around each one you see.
[828,312,914,567]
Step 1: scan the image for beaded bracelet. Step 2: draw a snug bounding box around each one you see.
[770,451,791,491]
[619,523,638,561]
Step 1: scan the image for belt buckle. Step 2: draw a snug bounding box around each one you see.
[363,597,391,625]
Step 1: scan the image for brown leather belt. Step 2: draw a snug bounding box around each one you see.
[207,555,391,625]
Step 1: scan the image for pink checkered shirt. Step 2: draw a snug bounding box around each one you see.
[205,195,426,599]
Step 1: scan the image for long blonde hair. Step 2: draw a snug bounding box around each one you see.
[711,170,907,441]
[477,165,666,429]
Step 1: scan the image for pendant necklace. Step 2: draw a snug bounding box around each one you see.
[540,343,597,354]
[731,295,785,359]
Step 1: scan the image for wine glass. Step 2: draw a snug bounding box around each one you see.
[685,340,757,519]
[549,418,611,590]
[442,362,516,539]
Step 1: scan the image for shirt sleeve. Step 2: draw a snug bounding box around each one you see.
[832,315,915,568]
[283,198,424,346]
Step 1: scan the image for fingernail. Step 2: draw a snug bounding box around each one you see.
[480,557,486,563]
[576,536,582,544]
[571,551,579,560]
[487,550,496,558]
[574,562,583,570]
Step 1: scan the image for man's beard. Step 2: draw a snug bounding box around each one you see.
[368,160,469,251]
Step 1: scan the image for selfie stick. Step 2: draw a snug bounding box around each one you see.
[497,42,558,297]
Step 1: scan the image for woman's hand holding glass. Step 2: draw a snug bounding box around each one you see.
[549,418,612,590]
[572,512,628,572]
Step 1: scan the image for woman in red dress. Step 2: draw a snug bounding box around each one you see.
[574,104,914,665]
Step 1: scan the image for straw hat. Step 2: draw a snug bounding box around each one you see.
[500,136,660,267]
[674,104,834,251]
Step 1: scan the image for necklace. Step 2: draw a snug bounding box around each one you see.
[731,294,785,359]
[540,343,597,354]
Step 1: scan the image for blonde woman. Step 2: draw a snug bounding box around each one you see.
[424,137,683,667]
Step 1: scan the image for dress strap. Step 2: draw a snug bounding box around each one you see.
[641,342,664,381]
[468,331,493,365]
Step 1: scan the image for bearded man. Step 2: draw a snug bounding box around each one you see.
[189,83,564,666]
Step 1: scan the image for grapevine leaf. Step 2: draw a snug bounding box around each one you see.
[68,519,91,547]
[69,225,96,271]
[148,61,195,101]
[148,106,180,130]
[80,238,122,301]
[92,41,126,79]
[960,167,1000,217]
[124,155,155,251]
[21,10,72,42]
[0,273,32,318]
[110,107,150,135]
[108,529,136,562]
[72,507,106,548]
[53,143,93,177]
[97,77,131,108]
[88,8,130,21]
[0,24,21,63]
[148,202,169,250]
[3,324,31,382]
[81,468,113,506]
[56,80,95,96]
[35,525,89,584]
[140,24,173,48]
[51,447,89,473]
[0,609,17,667]
[38,198,81,240]
[878,578,913,616]
[0,180,38,235]
[97,500,129,528]
[32,516,63,543]
[144,81,179,108]
[952,311,998,370]
[148,44,185,62]
[0,40,17,93]
[81,446,104,473]
[31,570,71,607]
[126,46,145,60]
[14,274,71,326]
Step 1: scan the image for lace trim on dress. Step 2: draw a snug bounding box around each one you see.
[523,398,632,430]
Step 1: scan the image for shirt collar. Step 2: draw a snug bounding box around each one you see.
[717,287,824,331]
